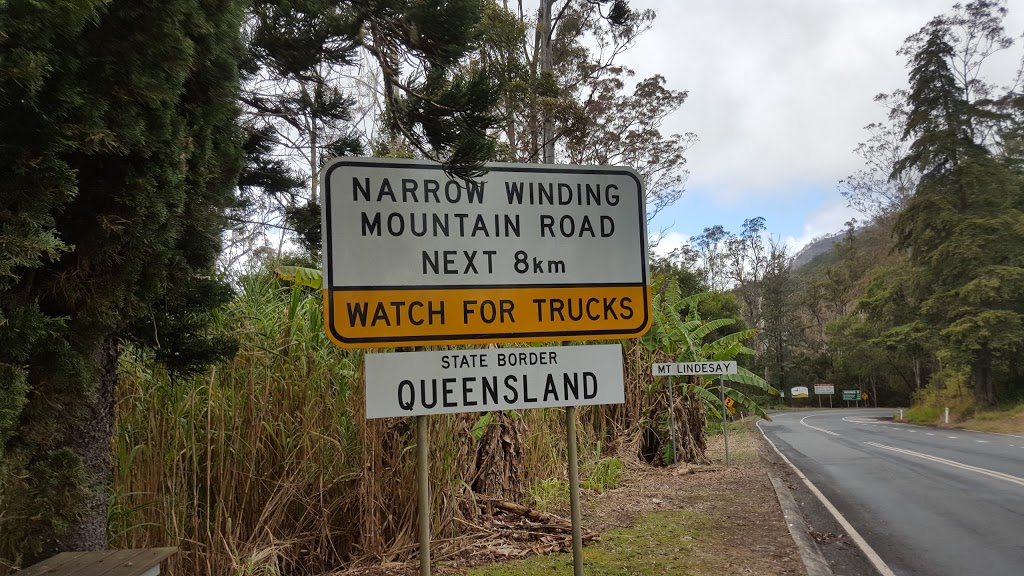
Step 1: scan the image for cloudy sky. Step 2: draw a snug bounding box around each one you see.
[615,0,1024,253]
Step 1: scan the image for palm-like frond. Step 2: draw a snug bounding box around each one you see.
[688,383,723,420]
[719,366,776,395]
[275,266,323,289]
[690,318,735,343]
[708,329,758,352]
[725,387,771,420]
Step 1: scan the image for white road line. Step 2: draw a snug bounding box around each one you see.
[947,436,958,439]
[864,442,1024,488]
[976,440,990,443]
[757,422,898,576]
[926,433,935,436]
[800,415,841,436]
[978,430,1024,439]
[893,421,1024,440]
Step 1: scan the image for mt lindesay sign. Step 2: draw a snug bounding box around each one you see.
[320,157,650,347]
[651,361,737,376]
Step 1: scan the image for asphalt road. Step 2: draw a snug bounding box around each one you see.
[759,409,1024,576]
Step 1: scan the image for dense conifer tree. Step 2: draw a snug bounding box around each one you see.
[892,9,1024,405]
[0,0,247,561]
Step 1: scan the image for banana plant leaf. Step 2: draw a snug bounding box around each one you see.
[275,266,323,289]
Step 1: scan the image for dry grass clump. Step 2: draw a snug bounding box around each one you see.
[110,272,712,575]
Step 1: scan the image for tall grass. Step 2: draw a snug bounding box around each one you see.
[111,272,361,575]
[109,270,705,575]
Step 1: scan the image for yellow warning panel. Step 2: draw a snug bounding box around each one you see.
[325,285,651,348]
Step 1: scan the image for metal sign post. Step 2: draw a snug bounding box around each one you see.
[719,378,730,466]
[667,375,678,465]
[417,415,430,576]
[566,406,583,576]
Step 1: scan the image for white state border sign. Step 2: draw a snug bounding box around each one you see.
[364,344,624,418]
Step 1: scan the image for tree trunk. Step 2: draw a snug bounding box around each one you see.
[972,351,994,407]
[539,0,554,164]
[472,412,526,501]
[913,356,922,390]
[54,338,118,553]
[675,384,708,464]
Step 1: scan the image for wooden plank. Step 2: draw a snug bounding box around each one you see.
[14,552,90,576]
[54,550,149,576]
[99,548,177,576]
[17,548,178,576]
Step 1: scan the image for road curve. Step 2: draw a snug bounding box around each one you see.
[759,408,1024,576]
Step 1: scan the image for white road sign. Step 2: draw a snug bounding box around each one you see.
[320,157,650,347]
[364,344,624,418]
[791,386,810,398]
[651,361,737,376]
[814,384,835,395]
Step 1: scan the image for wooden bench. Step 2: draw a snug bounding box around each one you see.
[15,548,177,576]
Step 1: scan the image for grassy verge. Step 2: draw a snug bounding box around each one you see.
[896,401,1024,433]
[903,404,941,425]
[465,417,799,576]
[704,418,758,464]
[467,511,715,576]
[958,402,1024,433]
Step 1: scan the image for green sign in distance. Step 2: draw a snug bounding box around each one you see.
[842,390,860,401]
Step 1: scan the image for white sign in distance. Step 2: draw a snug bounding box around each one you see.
[651,361,737,376]
[814,384,835,395]
[791,386,810,398]
[364,344,624,419]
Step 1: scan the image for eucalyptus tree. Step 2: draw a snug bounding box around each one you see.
[476,1,693,221]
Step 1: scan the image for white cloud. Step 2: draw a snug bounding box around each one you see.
[618,0,1024,198]
[651,230,690,257]
[785,201,861,251]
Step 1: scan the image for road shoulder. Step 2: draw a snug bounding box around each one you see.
[757,419,885,576]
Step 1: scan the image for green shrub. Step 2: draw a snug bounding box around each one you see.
[904,405,941,424]
[582,457,625,492]
[529,478,568,513]
[973,402,1024,421]
[905,367,974,424]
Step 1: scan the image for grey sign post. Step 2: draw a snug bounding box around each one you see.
[667,375,677,464]
[651,361,738,466]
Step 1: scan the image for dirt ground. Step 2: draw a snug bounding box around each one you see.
[342,422,807,575]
